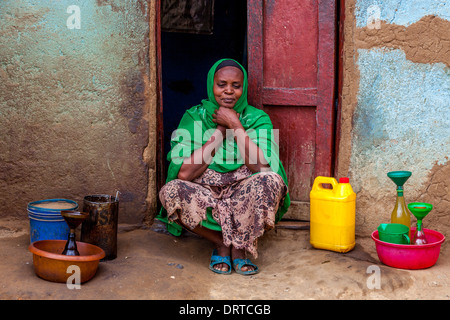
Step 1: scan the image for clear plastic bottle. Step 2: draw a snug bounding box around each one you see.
[408,202,433,245]
[412,223,427,245]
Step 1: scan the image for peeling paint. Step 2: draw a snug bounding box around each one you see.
[351,48,449,192]
[356,0,450,27]
[355,16,450,68]
[338,0,450,236]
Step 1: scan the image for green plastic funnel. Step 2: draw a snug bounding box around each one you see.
[408,202,433,221]
[387,171,412,187]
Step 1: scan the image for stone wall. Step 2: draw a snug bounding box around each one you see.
[338,0,449,235]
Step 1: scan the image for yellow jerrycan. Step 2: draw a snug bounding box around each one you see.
[309,176,356,253]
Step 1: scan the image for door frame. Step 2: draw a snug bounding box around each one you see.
[247,0,337,180]
[154,0,346,213]
[335,0,345,175]
[155,0,165,206]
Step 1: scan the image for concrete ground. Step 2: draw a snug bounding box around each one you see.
[0,217,448,301]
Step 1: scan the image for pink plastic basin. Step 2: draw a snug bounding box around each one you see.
[371,228,445,270]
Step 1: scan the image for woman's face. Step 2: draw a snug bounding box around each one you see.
[213,66,244,108]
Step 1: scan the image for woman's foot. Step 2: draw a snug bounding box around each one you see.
[211,246,257,274]
[231,246,257,273]
[185,225,231,273]
[185,224,256,274]
[211,245,231,273]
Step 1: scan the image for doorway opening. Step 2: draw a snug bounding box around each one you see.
[160,0,247,174]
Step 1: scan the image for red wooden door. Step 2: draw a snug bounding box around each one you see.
[247,0,336,219]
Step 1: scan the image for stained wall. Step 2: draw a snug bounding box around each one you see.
[0,0,157,224]
[338,0,449,235]
[1,0,448,237]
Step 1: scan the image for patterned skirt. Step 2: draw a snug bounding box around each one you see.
[159,166,288,257]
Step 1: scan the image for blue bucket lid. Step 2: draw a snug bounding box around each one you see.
[27,199,78,214]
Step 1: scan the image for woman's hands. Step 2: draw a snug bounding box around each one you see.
[213,107,270,174]
[212,107,242,130]
[178,107,269,181]
[177,108,234,181]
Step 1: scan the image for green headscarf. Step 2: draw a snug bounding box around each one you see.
[157,59,290,235]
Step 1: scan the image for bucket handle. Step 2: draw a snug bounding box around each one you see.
[311,176,338,193]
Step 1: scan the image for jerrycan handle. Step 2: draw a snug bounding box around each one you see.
[311,176,338,193]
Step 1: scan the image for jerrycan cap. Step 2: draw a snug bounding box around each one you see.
[339,177,350,183]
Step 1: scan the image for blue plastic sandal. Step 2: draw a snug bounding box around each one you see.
[209,249,232,275]
[232,258,259,275]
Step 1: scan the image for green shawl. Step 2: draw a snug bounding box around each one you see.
[157,59,290,236]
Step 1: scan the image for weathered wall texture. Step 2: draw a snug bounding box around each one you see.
[0,0,157,224]
[338,0,449,235]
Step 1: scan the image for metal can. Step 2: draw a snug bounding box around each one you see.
[81,194,119,260]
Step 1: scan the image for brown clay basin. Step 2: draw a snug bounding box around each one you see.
[29,240,105,283]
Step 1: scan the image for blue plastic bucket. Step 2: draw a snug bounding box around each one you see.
[28,199,78,243]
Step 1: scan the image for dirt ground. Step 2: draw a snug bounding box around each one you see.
[0,217,448,301]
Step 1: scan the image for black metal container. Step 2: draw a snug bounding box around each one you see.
[81,194,119,260]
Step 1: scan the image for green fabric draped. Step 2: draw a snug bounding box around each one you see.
[157,59,290,236]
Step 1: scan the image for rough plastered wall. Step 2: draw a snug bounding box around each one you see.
[0,0,158,224]
[338,0,450,236]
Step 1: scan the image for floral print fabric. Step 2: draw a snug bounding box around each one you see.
[159,166,288,257]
